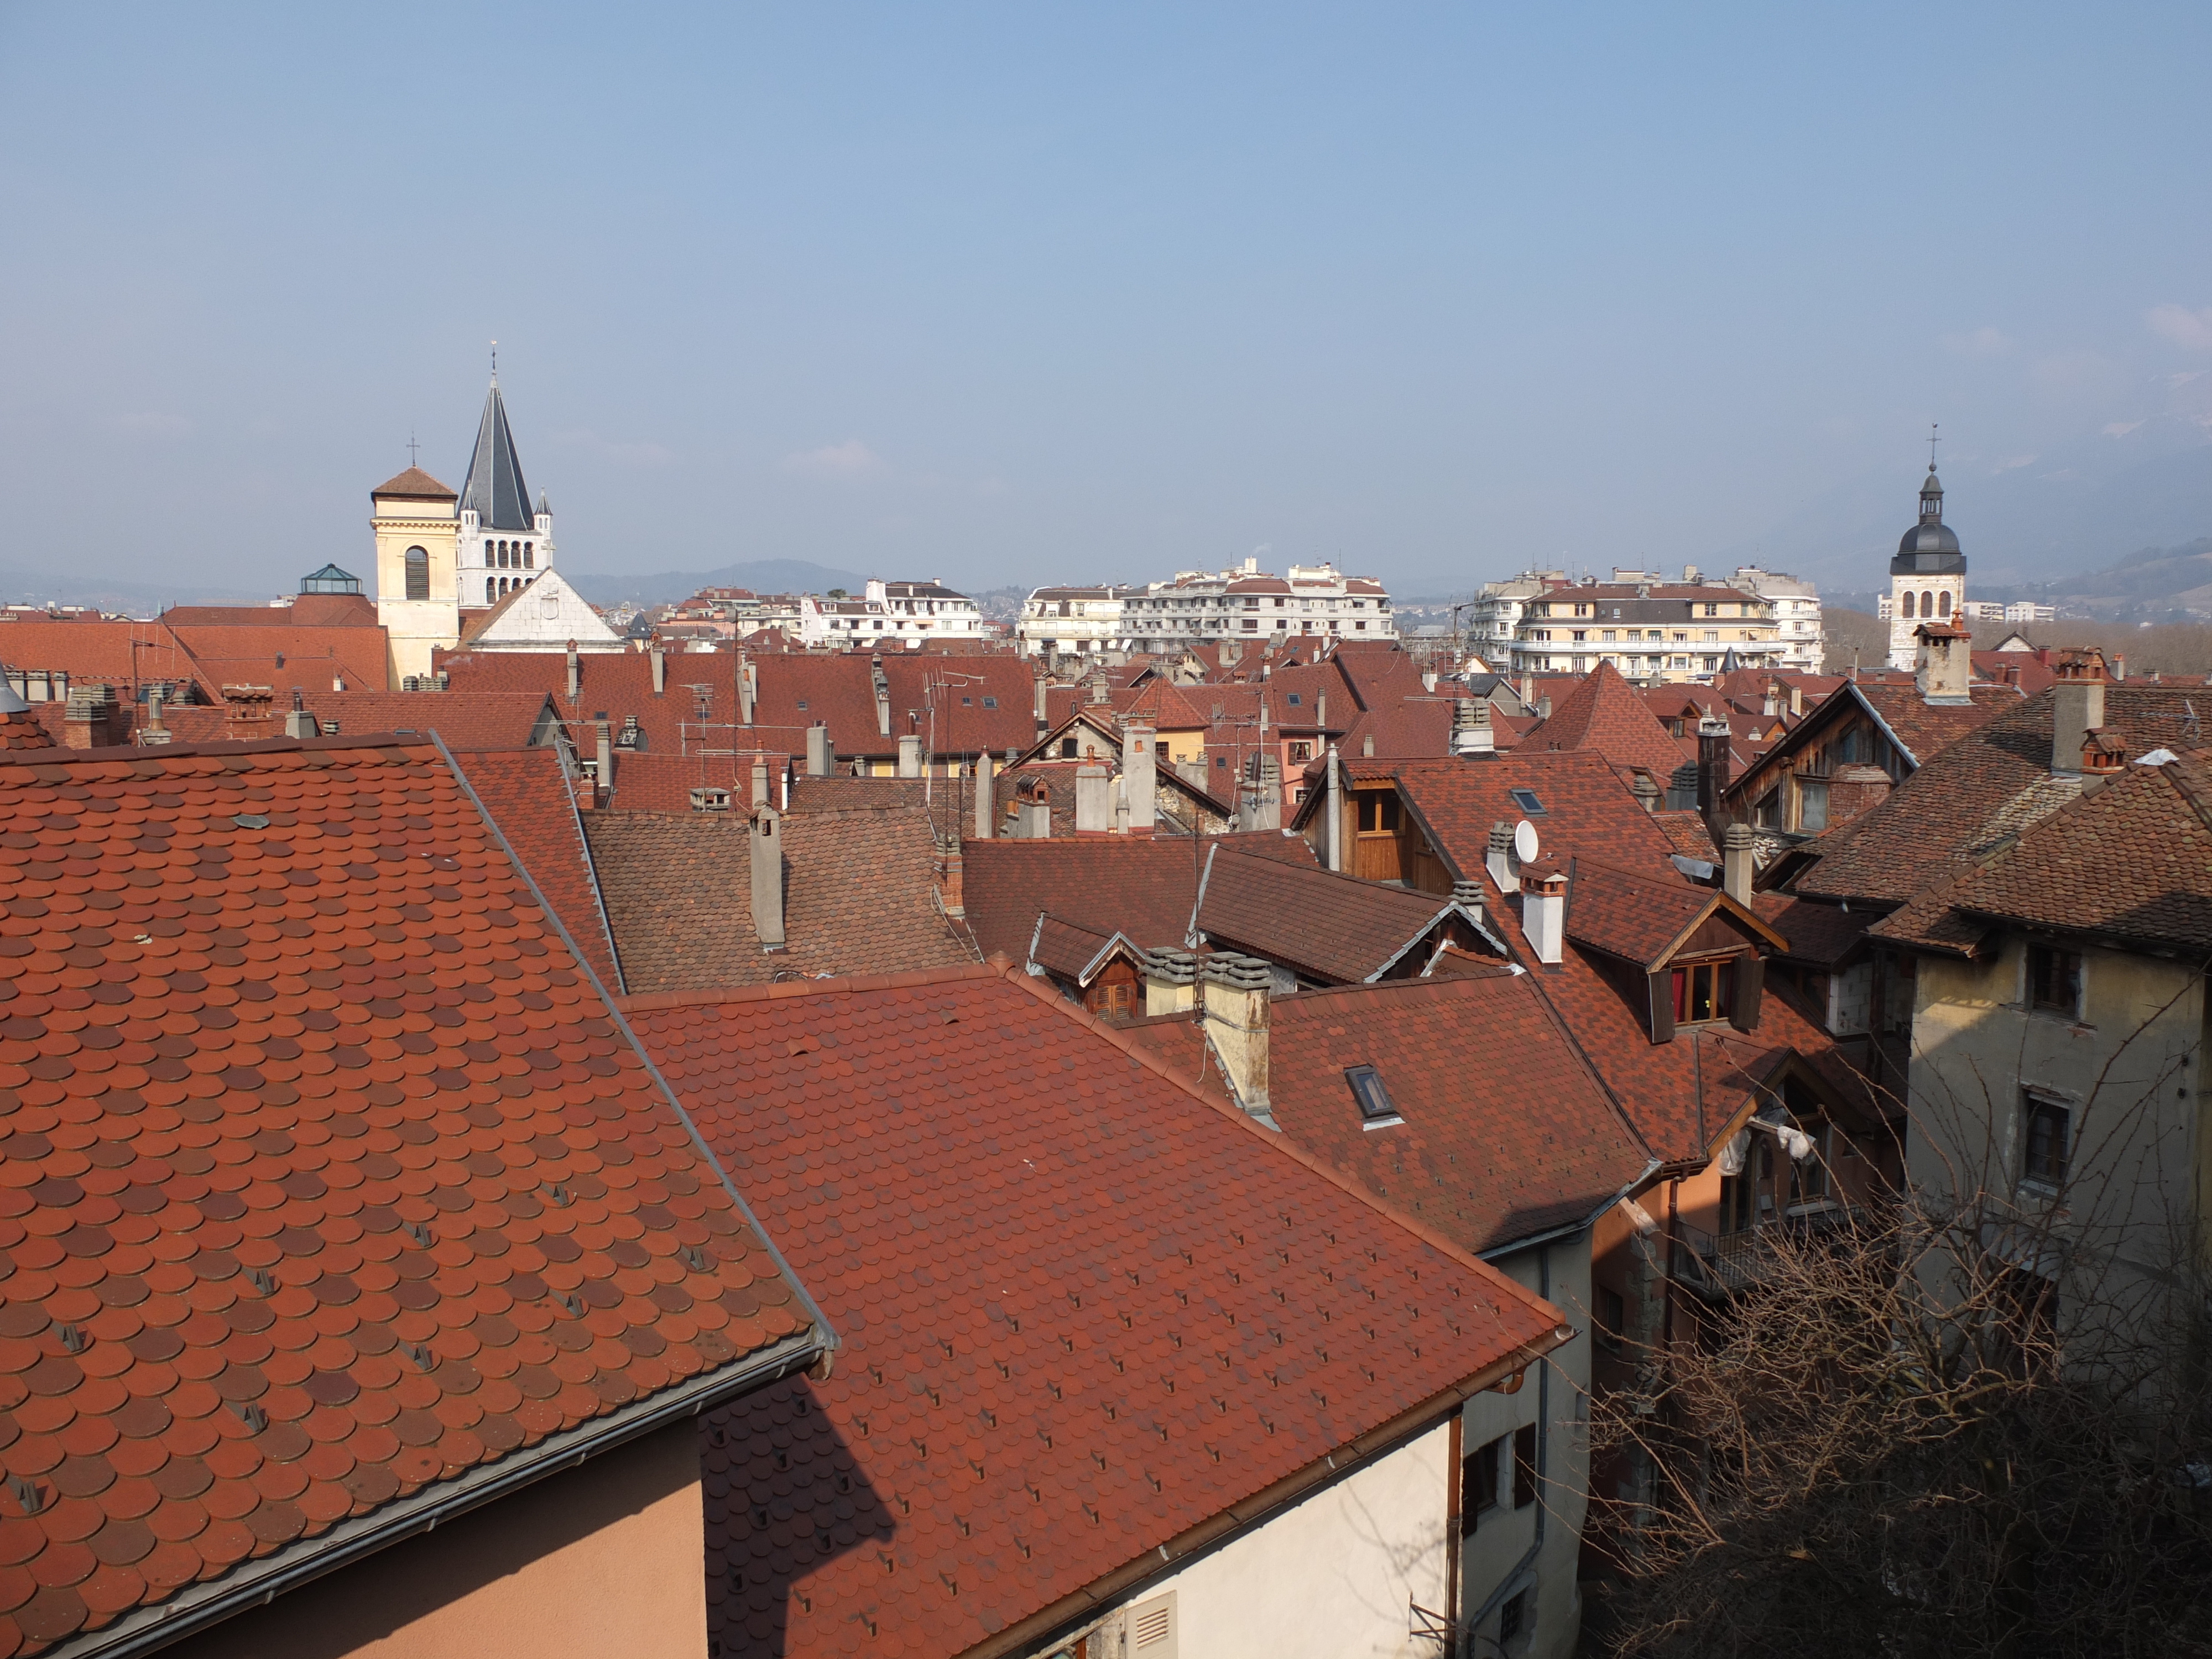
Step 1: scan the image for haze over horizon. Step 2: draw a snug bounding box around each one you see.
[2,3,2207,607]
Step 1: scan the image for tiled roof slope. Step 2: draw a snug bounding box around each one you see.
[962,837,1405,983]
[297,691,557,751]
[0,738,822,1656]
[1517,662,1691,778]
[1754,895,1871,968]
[584,807,976,995]
[1477,866,1875,1164]
[626,964,1569,1659]
[1196,846,1471,983]
[1653,810,1717,861]
[448,747,624,993]
[1125,973,1648,1252]
[1793,685,2208,907]
[784,776,928,813]
[1563,860,1727,966]
[1871,750,2212,957]
[1313,752,1678,877]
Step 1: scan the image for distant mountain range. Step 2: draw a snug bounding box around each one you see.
[565,560,868,609]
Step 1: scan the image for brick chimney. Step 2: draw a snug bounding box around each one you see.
[1139,946,1198,1015]
[1121,722,1156,834]
[2080,728,2127,793]
[62,684,119,749]
[221,685,273,744]
[750,803,786,952]
[1914,620,1972,705]
[932,833,965,917]
[1074,763,1113,833]
[1722,822,1755,907]
[1520,862,1567,966]
[2051,650,2107,776]
[1201,953,1274,1126]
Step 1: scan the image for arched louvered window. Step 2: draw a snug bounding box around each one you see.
[1938,590,1952,617]
[404,546,429,601]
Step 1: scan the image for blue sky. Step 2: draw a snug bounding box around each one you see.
[2,2,2207,601]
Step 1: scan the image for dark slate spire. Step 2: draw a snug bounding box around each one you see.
[459,379,534,532]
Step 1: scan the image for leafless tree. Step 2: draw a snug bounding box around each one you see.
[1584,1004,2212,1659]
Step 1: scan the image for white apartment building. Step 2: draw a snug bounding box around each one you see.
[1015,585,1133,657]
[1721,566,1825,673]
[794,578,983,649]
[1116,559,1396,654]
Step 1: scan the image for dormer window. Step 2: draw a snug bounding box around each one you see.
[1672,959,1736,1025]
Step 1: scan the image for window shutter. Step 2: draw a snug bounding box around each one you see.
[1513,1423,1538,1509]
[1647,971,1676,1044]
[1129,1592,1177,1659]
[1731,957,1765,1033]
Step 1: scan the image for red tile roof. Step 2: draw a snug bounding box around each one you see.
[1124,974,1648,1252]
[1752,895,1871,968]
[298,691,557,750]
[1792,685,2209,908]
[625,964,1569,1659]
[1195,845,1480,984]
[448,746,624,993]
[584,808,977,995]
[1871,749,2212,957]
[0,737,823,1654]
[1516,662,1691,778]
[370,467,457,499]
[1653,810,1718,861]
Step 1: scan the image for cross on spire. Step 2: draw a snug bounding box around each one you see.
[491,340,499,382]
[406,430,419,467]
[1928,422,1940,472]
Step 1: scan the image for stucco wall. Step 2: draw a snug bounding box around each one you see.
[160,1422,706,1659]
[1908,935,2205,1343]
[1103,1420,1454,1659]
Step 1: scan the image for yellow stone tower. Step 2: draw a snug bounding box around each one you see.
[371,466,461,684]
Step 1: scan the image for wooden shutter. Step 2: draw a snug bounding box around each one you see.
[1647,971,1676,1044]
[1513,1423,1537,1508]
[1731,957,1765,1032]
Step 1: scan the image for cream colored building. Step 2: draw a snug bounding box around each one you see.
[371,466,462,684]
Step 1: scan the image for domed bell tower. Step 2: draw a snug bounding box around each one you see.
[1887,451,1967,671]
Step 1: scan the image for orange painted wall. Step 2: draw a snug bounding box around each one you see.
[161,1422,705,1659]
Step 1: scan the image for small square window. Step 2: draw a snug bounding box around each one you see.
[961,696,972,706]
[1499,1589,1527,1643]
[2028,946,2081,1019]
[1509,787,1545,815]
[1286,693,1301,706]
[1345,1065,1400,1125]
[795,700,808,710]
[982,696,997,708]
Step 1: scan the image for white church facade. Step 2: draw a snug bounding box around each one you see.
[372,375,620,682]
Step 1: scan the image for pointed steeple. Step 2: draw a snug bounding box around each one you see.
[459,379,534,532]
[1919,462,1944,527]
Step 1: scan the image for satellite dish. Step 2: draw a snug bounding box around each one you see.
[1513,820,1541,864]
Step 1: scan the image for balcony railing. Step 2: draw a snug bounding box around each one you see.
[1670,1204,1879,1298]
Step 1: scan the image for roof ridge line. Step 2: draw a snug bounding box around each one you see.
[614,959,1003,1014]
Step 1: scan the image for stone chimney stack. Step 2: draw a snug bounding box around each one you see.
[1139,947,1198,1016]
[898,734,924,778]
[1316,691,1328,733]
[1074,763,1113,833]
[738,654,755,725]
[1018,779,1053,839]
[1520,863,1568,966]
[806,724,834,777]
[751,758,770,809]
[975,753,996,839]
[283,707,318,739]
[1915,620,1973,706]
[594,714,615,805]
[62,685,119,749]
[1453,697,1494,758]
[1322,747,1343,872]
[1485,821,1516,893]
[1722,823,1756,907]
[1032,675,1049,735]
[750,803,786,951]
[139,685,170,745]
[2052,651,2107,777]
[1762,682,1781,718]
[650,646,666,696]
[1121,722,1156,835]
[565,643,580,703]
[1201,953,1274,1126]
[872,656,893,739]
[1451,877,1485,928]
[1630,773,1661,815]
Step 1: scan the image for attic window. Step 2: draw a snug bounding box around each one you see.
[1286,693,1302,706]
[795,700,808,710]
[961,697,972,706]
[1509,788,1545,815]
[1346,1066,1402,1128]
[983,696,998,708]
